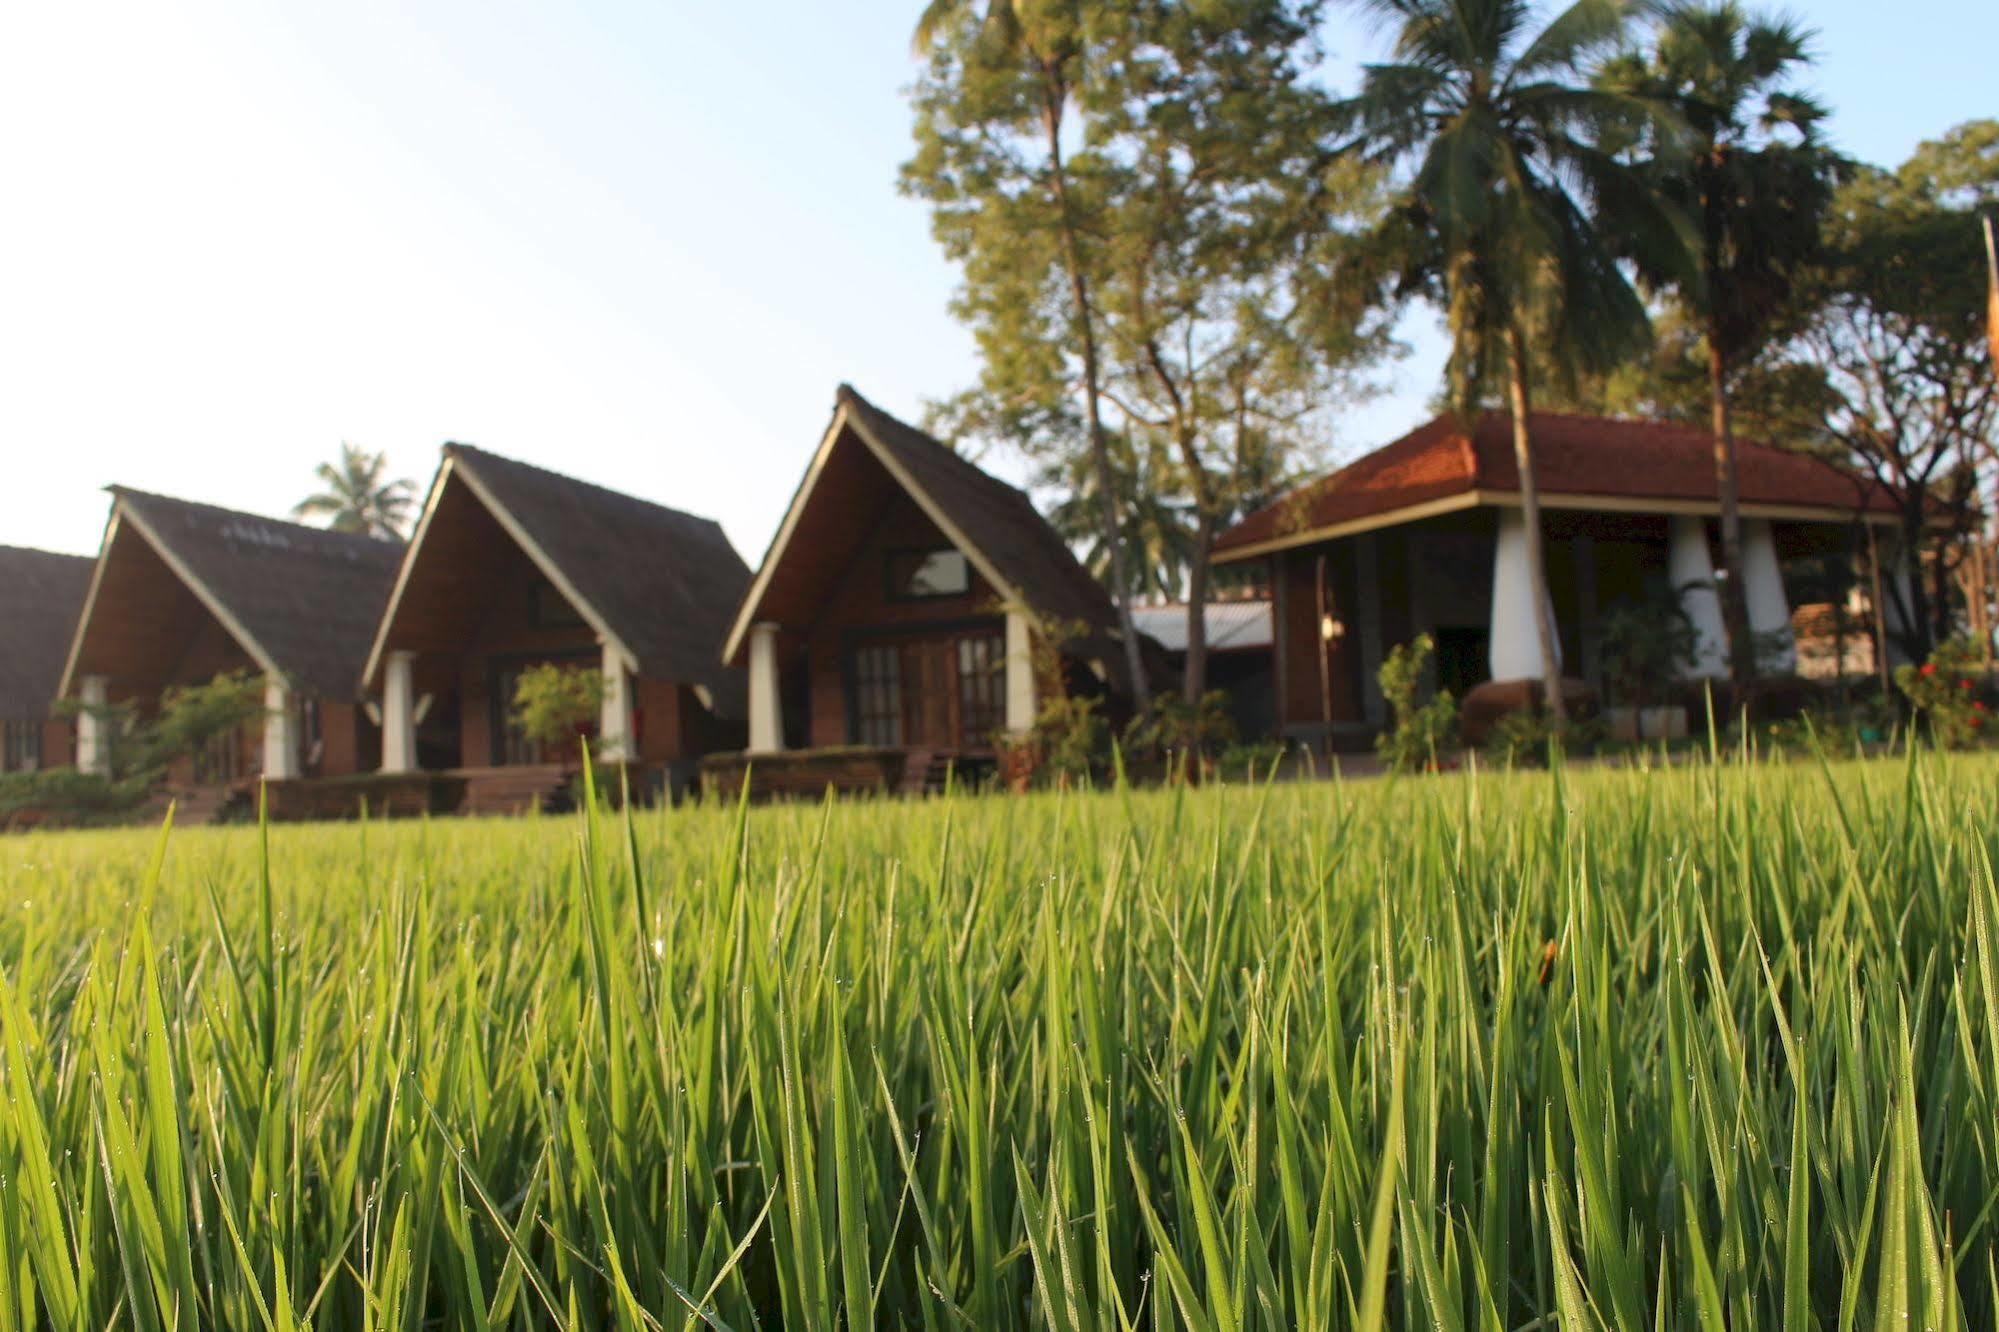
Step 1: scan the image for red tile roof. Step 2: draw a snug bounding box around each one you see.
[1214,411,1894,558]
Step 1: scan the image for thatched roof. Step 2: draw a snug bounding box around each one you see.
[64,489,404,698]
[0,545,92,719]
[367,445,751,715]
[725,385,1122,668]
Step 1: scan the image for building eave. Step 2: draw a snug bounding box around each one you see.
[1213,489,1901,564]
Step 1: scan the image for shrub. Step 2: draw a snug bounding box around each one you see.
[1751,710,1850,759]
[1217,739,1288,780]
[57,670,269,781]
[1484,709,1602,767]
[1376,634,1456,773]
[1122,689,1238,761]
[1895,637,1988,748]
[1028,693,1108,785]
[0,769,150,829]
[146,671,268,774]
[510,663,603,759]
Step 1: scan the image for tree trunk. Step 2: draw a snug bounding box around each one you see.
[1184,510,1213,705]
[1708,334,1755,700]
[1040,82,1150,711]
[1866,521,1894,697]
[1505,326,1567,722]
[1901,509,1935,663]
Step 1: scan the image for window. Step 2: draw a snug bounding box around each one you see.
[957,632,1005,741]
[887,548,970,600]
[3,720,42,773]
[852,643,904,746]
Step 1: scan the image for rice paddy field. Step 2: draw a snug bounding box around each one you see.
[2,751,1998,1330]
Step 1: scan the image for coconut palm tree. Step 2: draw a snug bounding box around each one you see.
[1601,2,1838,693]
[1339,0,1686,719]
[293,443,416,540]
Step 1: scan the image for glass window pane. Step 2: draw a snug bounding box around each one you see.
[889,549,969,599]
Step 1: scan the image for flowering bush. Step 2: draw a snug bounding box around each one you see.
[1894,637,1989,749]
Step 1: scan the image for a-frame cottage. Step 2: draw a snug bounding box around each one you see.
[0,545,93,774]
[58,488,402,796]
[711,384,1134,796]
[362,444,750,807]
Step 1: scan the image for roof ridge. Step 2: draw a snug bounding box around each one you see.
[109,485,401,552]
[838,386,1066,531]
[0,543,93,562]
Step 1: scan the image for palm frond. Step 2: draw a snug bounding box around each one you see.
[1511,0,1643,82]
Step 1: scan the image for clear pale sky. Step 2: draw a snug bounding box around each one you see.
[2,1,1993,563]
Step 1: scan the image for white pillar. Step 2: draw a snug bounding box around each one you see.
[598,646,635,762]
[1005,610,1038,734]
[747,622,784,753]
[1740,519,1795,674]
[380,650,417,773]
[1668,515,1728,680]
[76,674,111,776]
[1488,509,1560,680]
[261,676,299,780]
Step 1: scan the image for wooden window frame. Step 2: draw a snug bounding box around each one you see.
[883,547,972,603]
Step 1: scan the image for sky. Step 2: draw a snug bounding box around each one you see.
[2,1,1994,564]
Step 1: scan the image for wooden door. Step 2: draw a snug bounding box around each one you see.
[900,640,955,748]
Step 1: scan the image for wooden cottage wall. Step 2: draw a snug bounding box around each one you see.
[802,487,1000,749]
[453,539,600,767]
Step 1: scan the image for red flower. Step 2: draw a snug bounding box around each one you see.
[1921,662,1937,676]
[1976,701,1988,713]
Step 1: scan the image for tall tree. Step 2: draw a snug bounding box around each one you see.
[1600,1,1839,693]
[292,443,416,540]
[1788,123,1999,659]
[907,0,1151,708]
[1338,0,1683,719]
[1088,0,1386,701]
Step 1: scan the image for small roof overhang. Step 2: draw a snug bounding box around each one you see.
[1212,489,1903,565]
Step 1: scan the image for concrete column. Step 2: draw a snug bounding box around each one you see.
[1489,509,1560,680]
[599,647,636,762]
[747,622,784,753]
[380,650,417,773]
[1668,515,1728,679]
[261,676,299,780]
[1740,519,1796,674]
[76,674,111,776]
[1004,610,1038,734]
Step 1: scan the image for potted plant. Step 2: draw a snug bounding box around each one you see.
[1598,591,1698,742]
